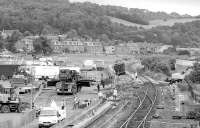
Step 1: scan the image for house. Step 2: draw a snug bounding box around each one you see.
[126,43,140,54]
[104,46,115,54]
[84,41,103,54]
[15,36,37,53]
[115,43,129,55]
[1,29,19,39]
[63,39,85,53]
[46,35,59,41]
[52,39,85,53]
[136,42,160,54]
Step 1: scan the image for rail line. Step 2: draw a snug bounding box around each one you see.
[119,76,158,128]
[80,74,139,128]
[97,82,150,128]
[82,74,150,128]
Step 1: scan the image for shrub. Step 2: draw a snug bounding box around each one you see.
[141,56,171,76]
[177,50,190,56]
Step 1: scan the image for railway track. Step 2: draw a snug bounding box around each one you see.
[79,74,138,128]
[84,101,129,128]
[119,76,158,128]
[81,74,152,128]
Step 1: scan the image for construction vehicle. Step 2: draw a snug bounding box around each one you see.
[56,68,80,95]
[11,74,31,94]
[0,81,24,113]
[113,62,126,76]
[10,68,35,94]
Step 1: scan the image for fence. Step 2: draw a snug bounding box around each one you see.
[20,109,36,128]
[0,120,13,128]
[0,109,36,128]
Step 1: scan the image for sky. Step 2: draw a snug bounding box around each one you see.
[70,0,200,16]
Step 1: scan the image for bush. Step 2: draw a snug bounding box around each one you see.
[186,62,200,84]
[141,56,171,76]
[177,50,190,56]
[163,47,176,55]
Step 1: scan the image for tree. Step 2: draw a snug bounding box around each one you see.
[141,56,171,76]
[186,63,200,84]
[23,31,32,37]
[5,30,23,53]
[163,47,176,55]
[67,29,78,38]
[100,34,110,43]
[33,36,53,55]
[0,39,4,51]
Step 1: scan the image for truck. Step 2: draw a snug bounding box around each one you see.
[56,68,81,95]
[0,81,24,113]
[0,64,20,79]
[38,107,65,128]
[11,73,33,94]
[113,62,126,76]
[30,66,60,86]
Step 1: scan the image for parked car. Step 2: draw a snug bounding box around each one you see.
[152,113,160,119]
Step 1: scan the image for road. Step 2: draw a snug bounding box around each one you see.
[23,86,99,128]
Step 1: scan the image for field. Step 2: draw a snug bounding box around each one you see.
[51,54,132,66]
[108,16,200,29]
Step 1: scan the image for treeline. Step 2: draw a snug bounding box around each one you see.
[0,30,52,54]
[141,56,176,76]
[120,21,200,47]
[0,0,198,47]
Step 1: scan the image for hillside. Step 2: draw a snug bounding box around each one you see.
[108,16,200,29]
[0,0,200,48]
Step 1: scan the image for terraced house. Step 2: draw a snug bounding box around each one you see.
[52,37,91,53]
[15,36,39,53]
[84,40,103,54]
[115,43,129,55]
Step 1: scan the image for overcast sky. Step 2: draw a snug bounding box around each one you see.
[70,0,200,16]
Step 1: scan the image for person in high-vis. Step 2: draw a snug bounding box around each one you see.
[113,88,118,101]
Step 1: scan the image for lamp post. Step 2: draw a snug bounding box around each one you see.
[30,54,35,109]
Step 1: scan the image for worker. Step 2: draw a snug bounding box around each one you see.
[73,95,79,110]
[135,72,138,79]
[61,99,65,110]
[113,88,118,101]
[98,91,103,103]
[97,83,100,92]
[1,75,6,80]
[101,80,105,88]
